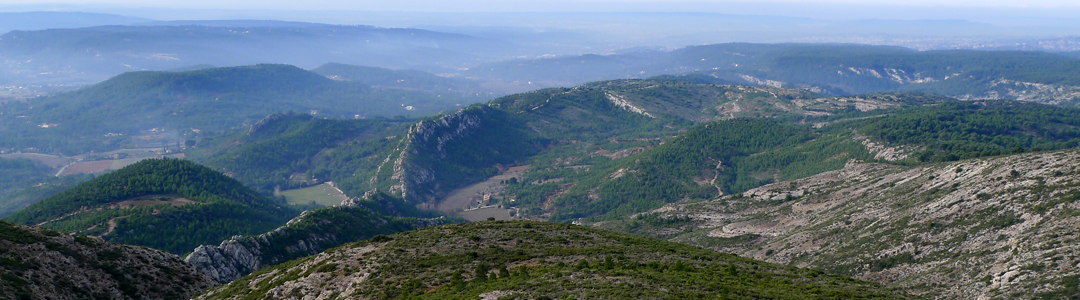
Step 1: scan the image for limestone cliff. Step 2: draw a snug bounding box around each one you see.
[372,105,540,208]
[185,197,451,283]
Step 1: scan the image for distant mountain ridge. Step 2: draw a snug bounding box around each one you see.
[468,43,1080,106]
[0,11,148,34]
[312,62,493,97]
[0,23,512,85]
[0,64,471,155]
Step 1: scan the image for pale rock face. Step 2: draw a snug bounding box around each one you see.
[185,200,448,283]
[184,208,343,283]
[0,223,217,299]
[186,239,262,283]
[631,149,1080,299]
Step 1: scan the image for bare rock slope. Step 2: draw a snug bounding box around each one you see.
[0,221,216,299]
[615,149,1080,299]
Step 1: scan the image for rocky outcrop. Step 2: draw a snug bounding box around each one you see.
[185,197,450,283]
[0,221,216,299]
[954,79,1080,105]
[387,108,485,205]
[629,149,1080,299]
[375,106,537,208]
[247,112,311,136]
[605,92,655,118]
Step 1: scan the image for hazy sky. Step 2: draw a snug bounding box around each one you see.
[3,0,1079,11]
[2,0,1078,27]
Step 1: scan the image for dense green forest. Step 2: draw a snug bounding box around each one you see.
[3,158,298,254]
[505,119,871,222]
[0,64,471,155]
[193,113,411,194]
[0,157,52,195]
[501,99,1080,222]
[176,78,1080,227]
[0,174,89,217]
[829,100,1080,162]
[237,192,455,271]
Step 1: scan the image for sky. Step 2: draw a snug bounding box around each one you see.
[1,0,1078,28]
[3,0,1079,12]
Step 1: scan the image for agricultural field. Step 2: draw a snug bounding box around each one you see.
[0,153,75,168]
[280,183,349,207]
[456,206,513,221]
[58,160,112,175]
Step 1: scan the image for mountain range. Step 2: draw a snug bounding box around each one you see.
[0,64,480,155]
[0,22,514,85]
[468,43,1080,106]
[3,33,1080,299]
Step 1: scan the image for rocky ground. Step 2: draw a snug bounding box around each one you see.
[606,149,1080,299]
[195,221,915,300]
[0,221,216,299]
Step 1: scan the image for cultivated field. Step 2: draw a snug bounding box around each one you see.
[0,153,75,168]
[59,160,113,175]
[456,206,512,221]
[280,183,348,207]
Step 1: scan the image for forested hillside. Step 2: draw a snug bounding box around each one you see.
[312,63,493,97]
[504,99,1080,222]
[187,79,967,222]
[185,192,458,283]
[192,113,412,194]
[827,100,1080,162]
[3,158,299,254]
[0,64,470,155]
[0,158,53,198]
[359,79,879,209]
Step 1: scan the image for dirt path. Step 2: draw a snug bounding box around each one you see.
[101,218,119,237]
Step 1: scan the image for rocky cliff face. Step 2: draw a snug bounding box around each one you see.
[0,221,216,299]
[185,198,450,283]
[614,149,1080,299]
[372,105,537,209]
[385,109,485,206]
